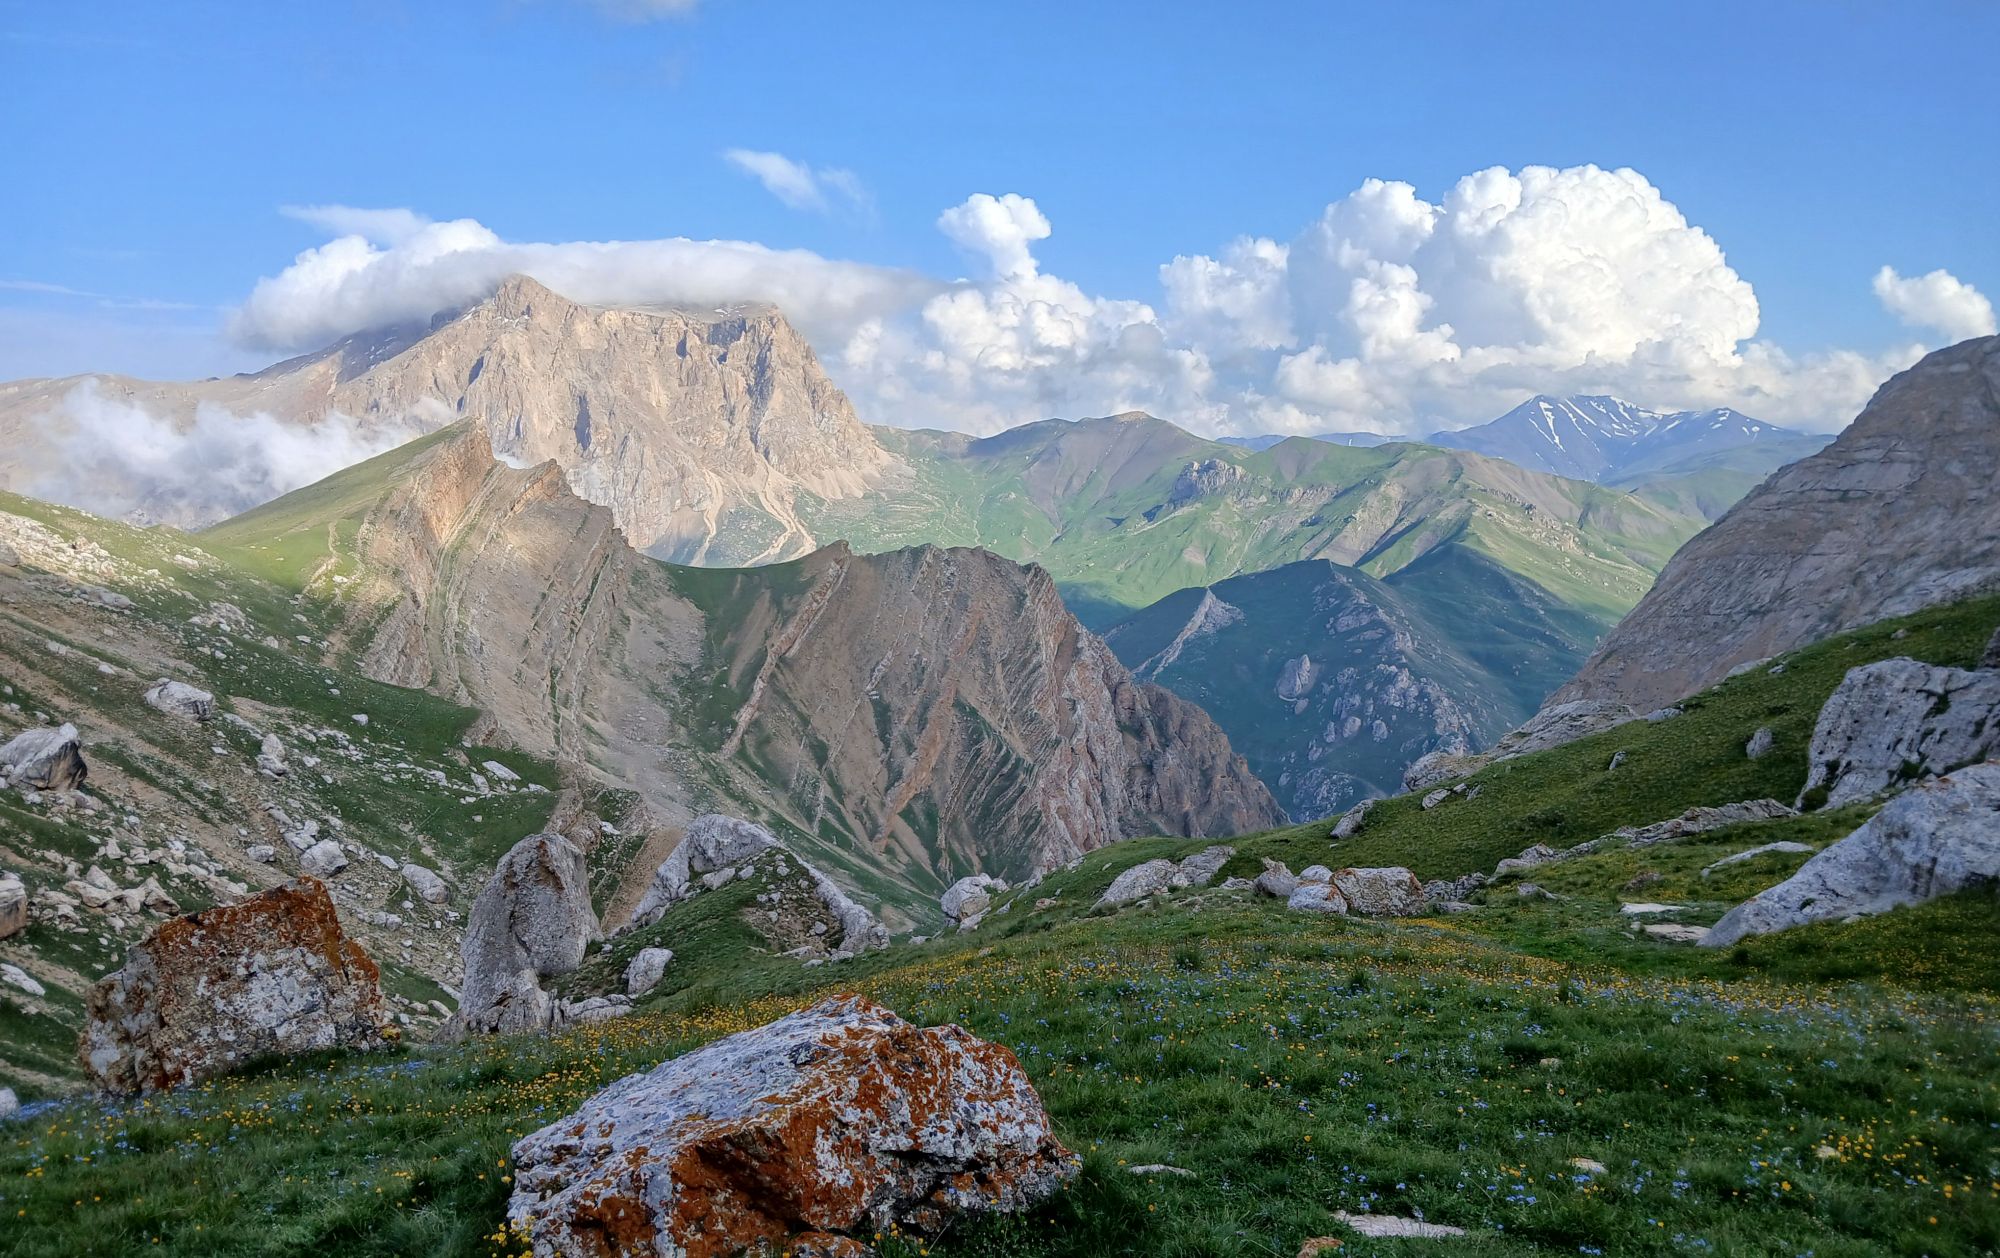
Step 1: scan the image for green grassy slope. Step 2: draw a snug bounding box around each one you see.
[5,596,1996,1257]
[802,418,1707,629]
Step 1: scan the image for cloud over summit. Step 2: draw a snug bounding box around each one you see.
[226,166,1990,436]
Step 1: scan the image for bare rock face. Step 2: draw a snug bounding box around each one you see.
[0,722,87,790]
[1330,867,1428,916]
[79,877,389,1093]
[1704,762,2000,947]
[452,833,598,1038]
[1557,335,2000,712]
[507,994,1077,1258]
[1800,658,2000,808]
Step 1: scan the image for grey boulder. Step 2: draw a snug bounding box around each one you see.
[1704,762,2000,947]
[1800,658,2000,808]
[0,723,87,791]
[143,679,214,721]
[451,832,598,1037]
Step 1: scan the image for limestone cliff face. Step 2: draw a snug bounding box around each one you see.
[330,424,1278,903]
[2,276,891,556]
[1555,336,2000,711]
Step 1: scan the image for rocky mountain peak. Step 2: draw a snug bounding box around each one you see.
[1553,334,2000,711]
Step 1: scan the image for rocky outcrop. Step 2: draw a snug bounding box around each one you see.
[507,995,1076,1257]
[1330,866,1427,916]
[624,815,888,959]
[452,833,598,1038]
[1613,799,1797,848]
[1704,763,2000,947]
[1557,336,2000,711]
[1800,658,2000,808]
[0,723,86,790]
[79,878,389,1093]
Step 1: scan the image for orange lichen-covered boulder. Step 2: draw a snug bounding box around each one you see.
[79,877,390,1093]
[508,994,1078,1258]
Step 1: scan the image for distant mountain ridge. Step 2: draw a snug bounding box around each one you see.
[1554,335,2000,712]
[1426,394,1829,485]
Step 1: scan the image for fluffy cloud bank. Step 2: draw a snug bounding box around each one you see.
[25,380,421,526]
[229,166,1989,436]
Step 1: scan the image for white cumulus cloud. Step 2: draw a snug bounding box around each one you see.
[1872,266,1997,343]
[722,149,870,215]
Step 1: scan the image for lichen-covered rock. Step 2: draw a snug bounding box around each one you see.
[1799,658,2000,808]
[142,679,214,721]
[507,994,1076,1257]
[625,947,673,996]
[1704,762,2000,947]
[1330,867,1427,916]
[79,877,389,1093]
[0,723,87,790]
[1286,883,1349,914]
[0,870,25,940]
[452,833,598,1037]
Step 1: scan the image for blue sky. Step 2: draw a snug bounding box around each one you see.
[3,0,1994,433]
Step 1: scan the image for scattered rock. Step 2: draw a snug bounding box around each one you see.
[401,862,450,904]
[1333,1211,1467,1238]
[1096,845,1235,908]
[1570,1157,1608,1174]
[1494,844,1560,878]
[1286,883,1349,914]
[0,870,25,940]
[1619,902,1689,915]
[1643,924,1708,943]
[941,874,1007,929]
[1705,763,2000,947]
[557,994,632,1025]
[1330,866,1427,916]
[1,722,88,791]
[1420,788,1450,810]
[299,839,348,878]
[625,946,674,996]
[1623,870,1664,892]
[507,994,1076,1255]
[1745,727,1775,760]
[351,713,369,726]
[1614,799,1797,848]
[1126,1163,1194,1177]
[1329,798,1373,840]
[1607,749,1627,771]
[1254,858,1299,899]
[1644,706,1683,722]
[2,962,46,997]
[1298,864,1333,883]
[142,679,214,721]
[1402,750,1483,793]
[1491,699,1636,758]
[1799,658,2000,808]
[1422,871,1487,902]
[1098,859,1177,907]
[245,844,278,864]
[481,759,521,783]
[451,832,599,1037]
[1700,841,1816,877]
[1516,883,1555,900]
[79,878,389,1093]
[0,1087,15,1119]
[256,733,287,776]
